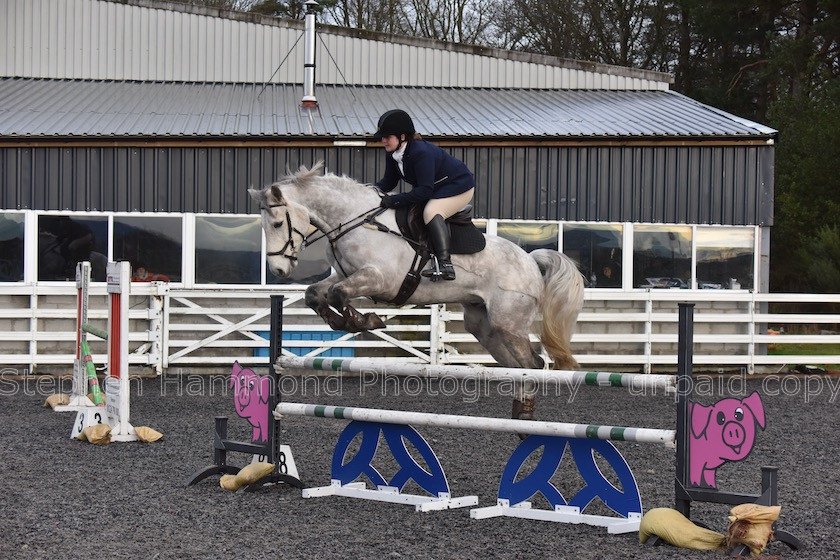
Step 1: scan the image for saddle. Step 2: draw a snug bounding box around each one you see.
[395,205,486,255]
[373,204,486,306]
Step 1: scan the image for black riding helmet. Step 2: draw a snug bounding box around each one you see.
[373,109,415,141]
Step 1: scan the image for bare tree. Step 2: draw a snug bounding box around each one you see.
[325,0,406,34]
[177,0,258,11]
[401,0,496,44]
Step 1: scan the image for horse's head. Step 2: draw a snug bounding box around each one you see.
[249,165,318,278]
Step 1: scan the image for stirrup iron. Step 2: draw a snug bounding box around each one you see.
[422,255,444,282]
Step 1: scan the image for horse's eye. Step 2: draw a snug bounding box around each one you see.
[273,221,284,229]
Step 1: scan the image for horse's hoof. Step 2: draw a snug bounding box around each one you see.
[327,316,347,331]
[511,397,536,420]
[364,313,386,330]
[512,397,536,441]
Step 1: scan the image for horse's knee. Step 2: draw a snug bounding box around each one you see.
[304,285,324,309]
[326,285,347,309]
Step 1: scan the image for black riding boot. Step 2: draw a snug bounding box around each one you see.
[422,215,456,281]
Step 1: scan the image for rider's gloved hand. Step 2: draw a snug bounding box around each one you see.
[380,195,398,209]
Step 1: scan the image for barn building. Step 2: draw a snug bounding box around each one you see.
[0,0,782,373]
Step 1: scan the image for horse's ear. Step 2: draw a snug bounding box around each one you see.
[269,184,284,203]
[247,188,263,204]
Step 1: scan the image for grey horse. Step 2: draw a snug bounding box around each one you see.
[249,163,584,420]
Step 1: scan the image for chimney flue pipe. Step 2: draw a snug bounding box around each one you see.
[301,0,319,108]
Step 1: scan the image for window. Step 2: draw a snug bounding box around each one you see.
[0,212,24,282]
[633,225,692,289]
[496,222,559,252]
[696,227,755,290]
[563,224,623,288]
[38,214,108,281]
[114,216,183,283]
[267,231,332,285]
[195,216,261,284]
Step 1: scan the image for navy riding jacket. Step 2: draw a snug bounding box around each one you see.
[375,140,475,207]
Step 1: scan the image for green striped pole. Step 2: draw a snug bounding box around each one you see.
[80,339,104,406]
[82,322,109,341]
[277,356,675,392]
[275,402,676,445]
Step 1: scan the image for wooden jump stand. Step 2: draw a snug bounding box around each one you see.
[186,295,303,491]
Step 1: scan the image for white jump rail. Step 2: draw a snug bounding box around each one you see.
[276,356,677,392]
[275,403,676,446]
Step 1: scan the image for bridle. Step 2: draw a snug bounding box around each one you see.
[260,191,390,273]
[260,202,309,262]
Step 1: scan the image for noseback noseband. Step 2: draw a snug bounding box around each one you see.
[260,202,309,262]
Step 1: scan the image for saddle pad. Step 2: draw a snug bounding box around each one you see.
[450,223,486,255]
[395,207,486,255]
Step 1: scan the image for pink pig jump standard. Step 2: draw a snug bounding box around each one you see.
[185,297,304,491]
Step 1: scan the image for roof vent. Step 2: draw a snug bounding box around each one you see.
[301,0,319,108]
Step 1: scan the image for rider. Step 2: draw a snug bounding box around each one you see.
[373,109,475,281]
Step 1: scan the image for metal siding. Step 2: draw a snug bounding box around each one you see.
[2,0,670,90]
[678,147,692,223]
[760,147,774,226]
[1,145,771,225]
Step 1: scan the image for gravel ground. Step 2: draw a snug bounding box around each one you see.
[1,368,836,560]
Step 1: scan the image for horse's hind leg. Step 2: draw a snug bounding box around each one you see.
[462,303,542,424]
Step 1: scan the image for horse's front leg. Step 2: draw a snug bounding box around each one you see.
[305,274,348,331]
[326,266,387,332]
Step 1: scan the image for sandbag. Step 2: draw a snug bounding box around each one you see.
[218,462,275,492]
[727,503,781,555]
[44,394,70,408]
[639,508,726,550]
[78,424,112,445]
[135,426,164,443]
[236,462,275,485]
[219,474,241,491]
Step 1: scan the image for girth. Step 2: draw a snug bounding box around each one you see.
[382,204,483,306]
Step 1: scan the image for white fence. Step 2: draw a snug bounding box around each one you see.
[2,283,839,374]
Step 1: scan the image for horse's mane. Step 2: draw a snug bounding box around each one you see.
[283,161,378,199]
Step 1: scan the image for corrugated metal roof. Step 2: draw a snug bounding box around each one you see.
[0,78,776,139]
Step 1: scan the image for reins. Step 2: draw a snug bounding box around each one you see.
[261,194,423,272]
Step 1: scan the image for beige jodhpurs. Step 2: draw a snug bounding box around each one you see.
[423,188,475,223]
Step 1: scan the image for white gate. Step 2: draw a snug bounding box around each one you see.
[1,283,839,374]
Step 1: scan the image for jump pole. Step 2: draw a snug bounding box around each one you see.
[54,261,98,412]
[278,356,675,392]
[275,403,676,445]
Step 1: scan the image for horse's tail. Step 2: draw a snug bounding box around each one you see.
[530,249,584,370]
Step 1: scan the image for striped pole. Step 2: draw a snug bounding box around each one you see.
[277,356,676,392]
[82,323,109,341]
[80,339,104,405]
[275,403,676,445]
